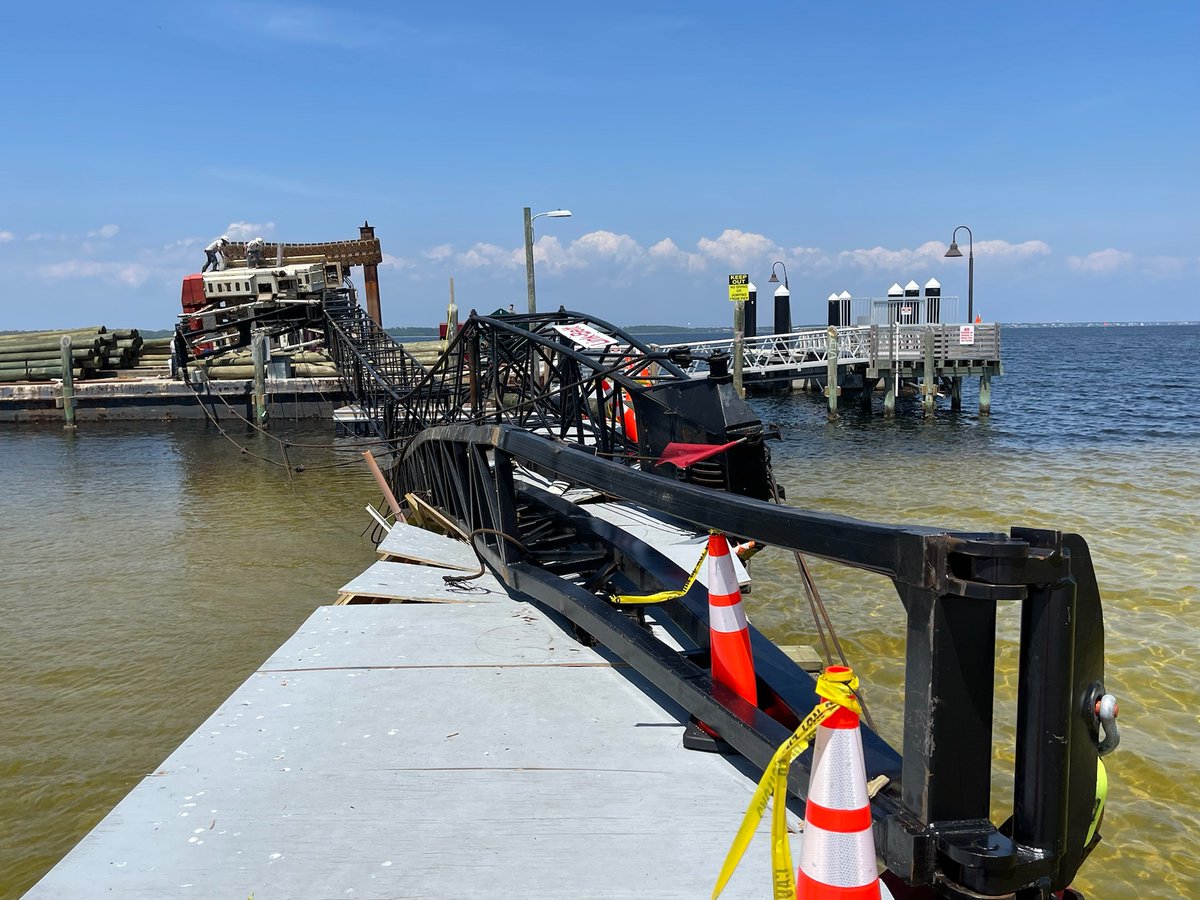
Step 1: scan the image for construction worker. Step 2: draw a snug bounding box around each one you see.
[202,235,230,272]
[245,237,265,268]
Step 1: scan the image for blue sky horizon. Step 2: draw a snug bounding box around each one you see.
[3,2,1196,331]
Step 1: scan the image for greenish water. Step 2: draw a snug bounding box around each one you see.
[2,325,1198,897]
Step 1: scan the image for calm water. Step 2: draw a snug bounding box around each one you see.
[2,324,1197,897]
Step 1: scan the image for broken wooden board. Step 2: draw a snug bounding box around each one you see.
[376,522,479,571]
[338,559,508,605]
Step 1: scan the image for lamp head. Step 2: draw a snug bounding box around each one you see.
[767,272,780,284]
[944,241,963,258]
[545,209,572,218]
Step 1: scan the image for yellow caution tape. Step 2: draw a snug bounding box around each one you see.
[1086,759,1108,845]
[610,542,709,606]
[712,668,863,900]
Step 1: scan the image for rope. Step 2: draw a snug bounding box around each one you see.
[765,456,875,732]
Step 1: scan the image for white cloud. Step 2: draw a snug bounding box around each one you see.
[1066,248,1134,274]
[648,237,707,272]
[0,230,14,243]
[430,231,1056,281]
[37,260,154,287]
[975,239,1051,259]
[695,229,781,267]
[88,224,120,239]
[380,253,417,270]
[459,242,522,270]
[224,221,276,240]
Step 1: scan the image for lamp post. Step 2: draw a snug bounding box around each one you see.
[523,207,572,314]
[944,225,973,324]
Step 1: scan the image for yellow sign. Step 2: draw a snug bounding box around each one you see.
[728,273,750,302]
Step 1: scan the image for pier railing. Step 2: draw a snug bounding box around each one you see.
[662,321,999,379]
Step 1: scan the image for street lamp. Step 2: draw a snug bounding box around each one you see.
[523,207,572,313]
[767,260,789,290]
[944,225,974,324]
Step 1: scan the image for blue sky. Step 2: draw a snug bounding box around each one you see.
[2,2,1196,329]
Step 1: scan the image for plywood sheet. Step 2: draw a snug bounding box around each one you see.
[338,559,508,604]
[376,522,479,571]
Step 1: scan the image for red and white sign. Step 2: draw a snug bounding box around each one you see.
[959,325,976,345]
[552,322,618,350]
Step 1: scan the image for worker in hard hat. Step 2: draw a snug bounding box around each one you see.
[245,237,265,268]
[202,235,230,272]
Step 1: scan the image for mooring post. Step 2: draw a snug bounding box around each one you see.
[251,329,268,427]
[826,326,838,417]
[979,370,992,416]
[922,327,936,418]
[950,376,962,410]
[732,300,745,398]
[59,335,76,430]
[884,323,896,417]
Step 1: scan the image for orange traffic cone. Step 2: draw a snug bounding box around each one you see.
[707,533,757,706]
[796,666,880,899]
[975,313,982,323]
[621,389,639,443]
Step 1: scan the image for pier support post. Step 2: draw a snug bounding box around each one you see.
[732,300,745,398]
[825,326,838,418]
[60,335,76,430]
[360,222,382,326]
[251,329,268,427]
[979,371,992,416]
[922,328,936,418]
[951,376,962,410]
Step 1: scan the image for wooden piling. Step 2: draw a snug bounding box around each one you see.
[922,328,936,418]
[951,376,962,411]
[60,336,76,430]
[884,324,896,418]
[825,326,838,418]
[979,371,992,416]
[732,300,745,399]
[251,330,268,427]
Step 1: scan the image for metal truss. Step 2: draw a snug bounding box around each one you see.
[396,422,1111,900]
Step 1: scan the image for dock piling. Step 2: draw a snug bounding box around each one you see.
[59,336,76,430]
[979,371,992,416]
[251,329,268,426]
[922,328,936,418]
[826,326,838,418]
[732,300,745,399]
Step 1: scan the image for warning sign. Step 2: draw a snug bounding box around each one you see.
[959,325,976,345]
[552,322,618,350]
[728,274,750,303]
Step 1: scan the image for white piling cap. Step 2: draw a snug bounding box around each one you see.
[839,290,852,299]
[887,283,903,296]
[775,283,790,297]
[925,277,940,289]
[828,293,839,302]
[905,280,920,291]
[747,282,757,293]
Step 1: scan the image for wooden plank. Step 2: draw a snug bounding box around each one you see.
[405,491,469,538]
[338,560,506,604]
[376,522,479,571]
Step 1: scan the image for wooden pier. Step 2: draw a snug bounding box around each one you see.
[663,322,1002,416]
[27,518,886,899]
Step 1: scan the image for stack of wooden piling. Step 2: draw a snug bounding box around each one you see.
[202,348,340,380]
[0,327,148,382]
[133,337,174,371]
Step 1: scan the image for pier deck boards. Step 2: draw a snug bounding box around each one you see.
[27,598,791,899]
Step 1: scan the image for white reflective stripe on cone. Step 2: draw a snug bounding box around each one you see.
[707,549,740,597]
[709,601,749,634]
[809,727,870,810]
[798,822,879,889]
